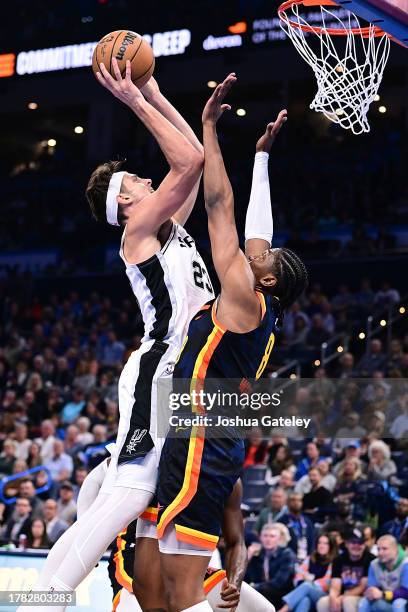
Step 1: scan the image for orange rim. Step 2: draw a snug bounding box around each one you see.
[278,0,387,38]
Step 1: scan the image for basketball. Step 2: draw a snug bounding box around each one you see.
[92,30,155,88]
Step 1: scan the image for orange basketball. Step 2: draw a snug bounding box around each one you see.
[92,30,155,88]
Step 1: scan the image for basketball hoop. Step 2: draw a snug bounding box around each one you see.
[278,0,391,134]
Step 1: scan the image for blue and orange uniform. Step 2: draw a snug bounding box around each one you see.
[156,291,279,551]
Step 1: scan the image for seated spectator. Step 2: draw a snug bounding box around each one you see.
[34,420,57,464]
[27,518,51,549]
[254,488,288,533]
[295,442,327,481]
[268,445,295,478]
[336,352,357,379]
[244,427,270,468]
[279,534,338,612]
[0,497,32,543]
[76,416,94,446]
[386,340,405,376]
[367,441,396,482]
[246,523,296,607]
[356,340,386,378]
[73,466,88,500]
[283,302,310,343]
[359,535,408,612]
[355,279,375,318]
[18,478,44,519]
[318,460,337,493]
[267,468,295,491]
[389,397,408,440]
[362,525,378,556]
[56,481,77,525]
[3,459,29,498]
[334,442,365,476]
[378,499,408,540]
[281,492,316,560]
[63,424,83,458]
[334,413,367,450]
[317,528,375,612]
[332,285,355,314]
[43,499,68,544]
[302,468,332,524]
[334,458,365,505]
[0,439,17,477]
[101,330,125,367]
[72,359,97,393]
[13,424,31,461]
[27,441,42,469]
[81,424,109,468]
[288,316,310,348]
[44,439,74,483]
[374,282,400,310]
[61,388,86,425]
[306,315,331,350]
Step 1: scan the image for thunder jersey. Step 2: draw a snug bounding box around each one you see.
[119,222,214,351]
[174,291,278,384]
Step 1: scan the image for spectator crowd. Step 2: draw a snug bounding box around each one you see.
[0,280,407,612]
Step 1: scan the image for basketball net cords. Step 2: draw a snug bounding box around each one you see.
[280,5,391,134]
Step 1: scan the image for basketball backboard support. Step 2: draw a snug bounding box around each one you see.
[334,0,408,44]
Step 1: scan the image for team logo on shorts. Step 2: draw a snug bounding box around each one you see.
[126,428,147,454]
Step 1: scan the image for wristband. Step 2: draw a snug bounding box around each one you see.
[384,591,393,601]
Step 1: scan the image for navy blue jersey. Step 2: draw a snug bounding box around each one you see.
[157,291,278,549]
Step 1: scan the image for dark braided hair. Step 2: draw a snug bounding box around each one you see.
[268,248,308,323]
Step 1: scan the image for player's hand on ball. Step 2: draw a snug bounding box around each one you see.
[202,73,237,125]
[256,109,287,153]
[96,58,144,109]
[217,578,240,610]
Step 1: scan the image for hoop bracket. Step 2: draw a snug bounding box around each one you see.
[278,0,387,37]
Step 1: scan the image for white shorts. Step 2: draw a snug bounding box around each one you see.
[136,518,213,557]
[100,447,159,494]
[102,341,175,493]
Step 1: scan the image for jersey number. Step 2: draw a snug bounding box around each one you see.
[255,332,275,380]
[192,261,213,293]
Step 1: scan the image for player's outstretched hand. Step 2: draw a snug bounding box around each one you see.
[202,73,237,126]
[96,58,144,109]
[217,578,240,610]
[256,109,287,153]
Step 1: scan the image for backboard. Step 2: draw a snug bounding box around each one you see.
[335,0,408,44]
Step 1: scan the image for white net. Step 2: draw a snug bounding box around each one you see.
[279,3,391,134]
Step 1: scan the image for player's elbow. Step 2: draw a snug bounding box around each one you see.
[177,149,203,176]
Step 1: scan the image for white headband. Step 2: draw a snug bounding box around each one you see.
[106,171,126,226]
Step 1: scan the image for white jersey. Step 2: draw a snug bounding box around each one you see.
[107,222,215,472]
[119,222,214,349]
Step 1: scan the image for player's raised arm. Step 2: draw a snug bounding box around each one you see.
[96,59,202,238]
[141,76,203,226]
[245,111,287,260]
[202,74,260,329]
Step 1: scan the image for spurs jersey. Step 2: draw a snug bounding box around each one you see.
[119,222,214,348]
[115,222,214,464]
